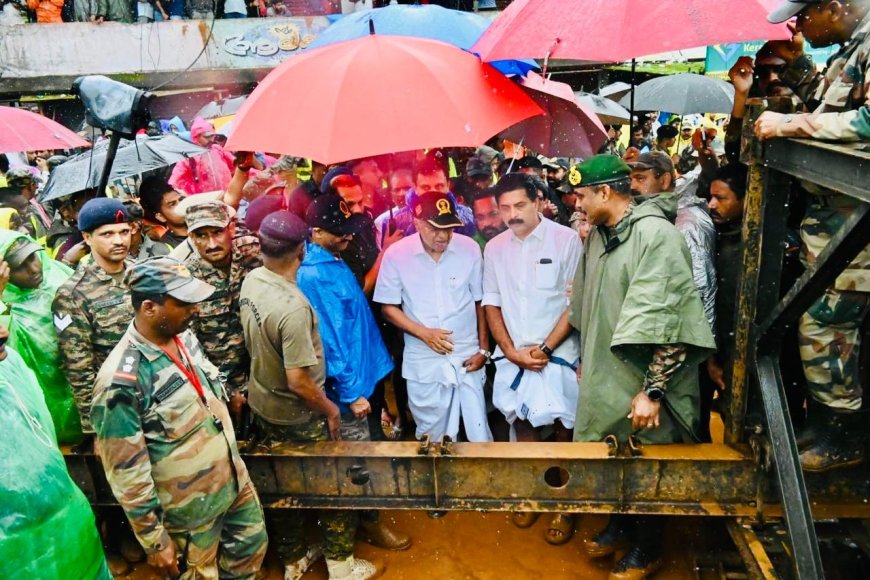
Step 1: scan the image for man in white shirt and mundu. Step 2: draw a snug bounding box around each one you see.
[482,172,583,545]
[374,191,493,443]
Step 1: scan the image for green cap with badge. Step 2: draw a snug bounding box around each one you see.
[124,257,215,303]
[570,155,632,187]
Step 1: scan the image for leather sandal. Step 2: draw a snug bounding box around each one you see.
[544,513,576,545]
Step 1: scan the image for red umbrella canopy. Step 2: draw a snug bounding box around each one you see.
[500,72,607,158]
[0,106,90,154]
[226,35,542,164]
[472,0,791,63]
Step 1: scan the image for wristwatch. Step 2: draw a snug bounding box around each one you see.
[539,343,554,358]
[644,386,665,402]
[478,349,492,361]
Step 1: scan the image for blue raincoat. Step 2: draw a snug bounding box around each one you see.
[297,242,393,412]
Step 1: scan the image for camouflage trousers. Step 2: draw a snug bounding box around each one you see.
[799,288,870,410]
[167,481,268,580]
[254,415,358,562]
[798,200,870,410]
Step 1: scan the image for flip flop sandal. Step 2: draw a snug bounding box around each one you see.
[544,514,576,545]
[511,512,540,528]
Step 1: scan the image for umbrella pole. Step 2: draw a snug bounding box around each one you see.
[97,132,122,197]
[629,58,636,144]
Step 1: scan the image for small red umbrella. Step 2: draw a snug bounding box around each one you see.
[500,72,607,158]
[472,0,791,63]
[0,106,90,154]
[226,35,542,164]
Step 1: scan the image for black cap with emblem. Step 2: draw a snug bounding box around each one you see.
[411,192,463,229]
[304,194,361,236]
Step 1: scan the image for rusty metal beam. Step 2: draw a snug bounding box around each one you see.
[765,139,870,203]
[727,160,766,444]
[727,520,780,580]
[61,441,870,520]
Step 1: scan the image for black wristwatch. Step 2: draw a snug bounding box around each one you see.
[644,386,665,402]
[539,343,554,358]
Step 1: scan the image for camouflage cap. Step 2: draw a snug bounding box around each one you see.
[570,155,631,188]
[185,200,233,232]
[5,167,37,190]
[124,257,215,303]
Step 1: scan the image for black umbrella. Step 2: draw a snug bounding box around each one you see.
[618,73,735,115]
[41,134,206,202]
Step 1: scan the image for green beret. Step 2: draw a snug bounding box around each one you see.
[570,155,631,187]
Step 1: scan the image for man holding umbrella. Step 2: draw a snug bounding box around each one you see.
[756,0,870,471]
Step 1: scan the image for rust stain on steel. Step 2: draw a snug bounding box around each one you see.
[726,520,779,580]
[728,153,767,444]
[61,442,870,519]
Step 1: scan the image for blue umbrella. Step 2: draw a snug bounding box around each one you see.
[306,5,538,77]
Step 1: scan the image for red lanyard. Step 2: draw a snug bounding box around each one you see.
[161,337,207,405]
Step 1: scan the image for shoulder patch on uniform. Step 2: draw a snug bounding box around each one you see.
[54,313,72,332]
[112,348,142,387]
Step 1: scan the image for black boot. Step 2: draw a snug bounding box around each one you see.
[795,397,822,451]
[584,515,633,558]
[800,406,866,472]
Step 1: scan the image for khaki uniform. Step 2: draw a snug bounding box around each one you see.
[91,324,267,579]
[241,266,356,562]
[52,261,134,432]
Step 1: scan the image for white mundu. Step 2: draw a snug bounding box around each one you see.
[482,217,582,428]
[374,232,493,442]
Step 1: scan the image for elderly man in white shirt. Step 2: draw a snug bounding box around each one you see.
[482,173,582,544]
[374,191,493,443]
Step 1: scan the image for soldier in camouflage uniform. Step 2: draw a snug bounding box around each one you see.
[125,201,172,261]
[757,0,870,471]
[52,198,134,433]
[240,211,379,580]
[183,200,261,428]
[92,257,267,579]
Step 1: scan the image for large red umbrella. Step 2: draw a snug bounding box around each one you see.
[0,106,90,154]
[226,35,542,164]
[472,0,791,63]
[500,72,607,158]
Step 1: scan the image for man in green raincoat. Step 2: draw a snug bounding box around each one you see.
[0,230,81,443]
[568,155,714,580]
[0,321,110,580]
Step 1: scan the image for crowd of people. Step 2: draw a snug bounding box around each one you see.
[2,0,870,578]
[0,0,481,24]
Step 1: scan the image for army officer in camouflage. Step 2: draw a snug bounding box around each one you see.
[91,257,267,579]
[183,200,262,424]
[53,198,134,432]
[757,0,870,471]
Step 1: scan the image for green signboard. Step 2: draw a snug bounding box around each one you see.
[705,42,837,78]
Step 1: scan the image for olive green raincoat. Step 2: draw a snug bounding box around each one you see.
[569,196,715,444]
